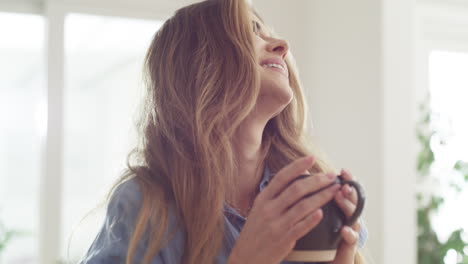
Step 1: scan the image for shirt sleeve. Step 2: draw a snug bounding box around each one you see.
[79,179,166,264]
[357,219,368,249]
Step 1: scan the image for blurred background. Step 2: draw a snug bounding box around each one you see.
[0,0,467,263]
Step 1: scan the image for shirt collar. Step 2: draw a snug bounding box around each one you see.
[223,165,274,217]
[258,165,273,192]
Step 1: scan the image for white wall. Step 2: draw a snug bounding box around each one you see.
[254,1,417,264]
[0,0,417,263]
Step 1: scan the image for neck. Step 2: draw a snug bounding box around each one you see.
[230,115,269,216]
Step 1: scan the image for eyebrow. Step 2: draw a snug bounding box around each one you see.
[251,9,273,37]
[252,9,264,23]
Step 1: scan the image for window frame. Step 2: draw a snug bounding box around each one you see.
[0,1,178,263]
[415,0,468,113]
[414,0,468,259]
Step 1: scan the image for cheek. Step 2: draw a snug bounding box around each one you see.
[253,35,263,50]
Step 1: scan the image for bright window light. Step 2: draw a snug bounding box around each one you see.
[0,12,45,264]
[428,50,468,245]
[61,13,162,263]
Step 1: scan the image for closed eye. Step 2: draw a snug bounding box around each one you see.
[252,20,261,35]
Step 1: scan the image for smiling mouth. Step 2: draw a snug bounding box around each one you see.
[261,64,288,78]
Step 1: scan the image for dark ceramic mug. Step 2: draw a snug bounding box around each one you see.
[283,174,366,262]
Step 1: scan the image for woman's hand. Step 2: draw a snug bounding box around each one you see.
[227,156,341,264]
[330,169,361,264]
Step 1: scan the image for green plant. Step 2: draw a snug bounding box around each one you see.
[416,96,468,264]
[0,218,20,254]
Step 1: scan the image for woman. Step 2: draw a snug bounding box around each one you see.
[80,0,368,263]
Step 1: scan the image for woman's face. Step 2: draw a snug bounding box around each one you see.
[252,17,292,110]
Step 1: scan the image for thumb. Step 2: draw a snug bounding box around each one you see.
[332,226,358,264]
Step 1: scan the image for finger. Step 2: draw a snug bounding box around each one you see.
[331,226,358,264]
[341,226,359,245]
[349,218,361,232]
[260,156,316,200]
[340,169,358,204]
[341,184,358,204]
[334,191,357,218]
[340,168,355,181]
[273,172,338,214]
[280,183,341,227]
[285,209,323,242]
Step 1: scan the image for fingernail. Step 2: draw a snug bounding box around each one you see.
[344,226,352,234]
[313,209,323,220]
[327,173,335,179]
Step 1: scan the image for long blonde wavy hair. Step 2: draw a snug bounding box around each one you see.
[108,0,367,263]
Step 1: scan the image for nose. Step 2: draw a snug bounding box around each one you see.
[267,38,289,59]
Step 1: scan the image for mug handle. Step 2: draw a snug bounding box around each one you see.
[280,174,366,226]
[336,175,366,226]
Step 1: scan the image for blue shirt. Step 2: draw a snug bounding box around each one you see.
[80,167,367,264]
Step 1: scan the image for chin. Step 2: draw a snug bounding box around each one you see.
[257,81,294,119]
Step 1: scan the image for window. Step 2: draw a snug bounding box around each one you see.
[0,10,162,264]
[0,12,45,263]
[62,14,162,262]
[428,50,468,239]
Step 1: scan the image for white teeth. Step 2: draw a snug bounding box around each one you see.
[262,63,284,71]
